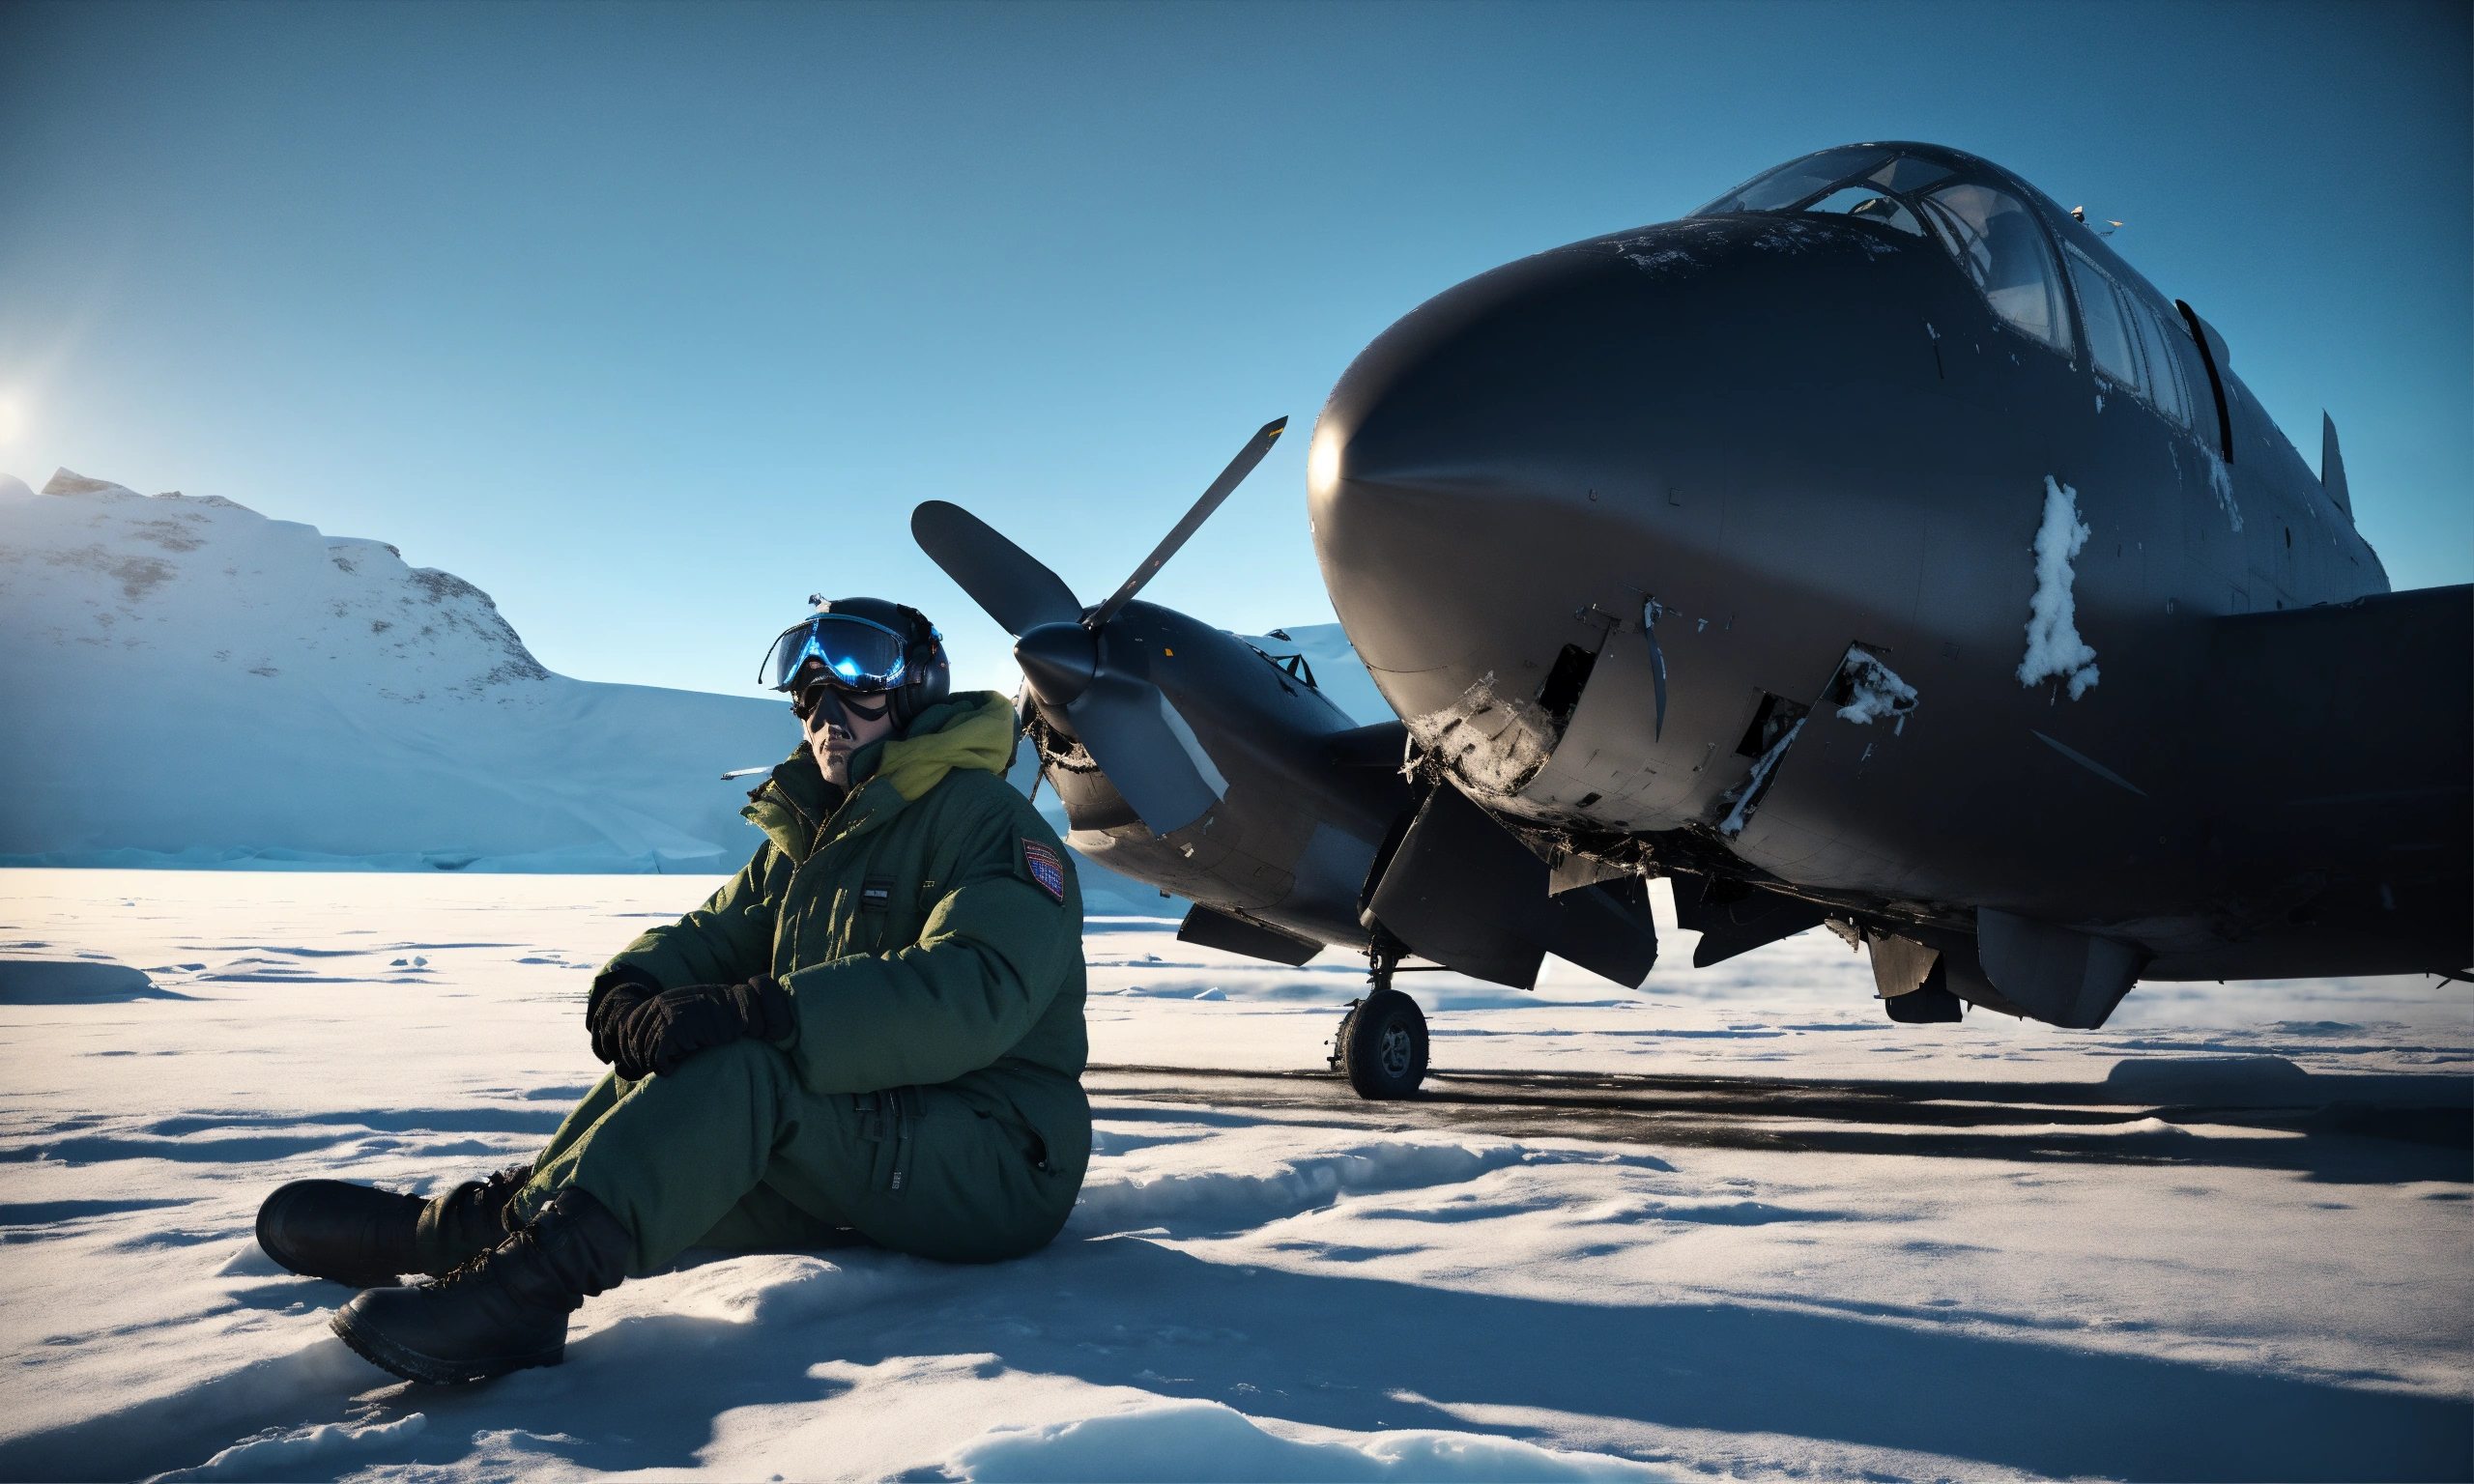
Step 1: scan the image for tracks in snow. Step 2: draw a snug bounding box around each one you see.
[1084,1063,2471,1179]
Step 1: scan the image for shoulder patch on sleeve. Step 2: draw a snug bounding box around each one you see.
[1021,839,1068,902]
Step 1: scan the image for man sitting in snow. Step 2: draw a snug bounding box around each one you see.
[255,597,1089,1384]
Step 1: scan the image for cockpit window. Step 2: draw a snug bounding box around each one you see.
[1917,183,2073,353]
[1866,157,1954,194]
[1693,149,1956,219]
[1692,146,1888,215]
[1803,185,1924,236]
[1690,148,2075,357]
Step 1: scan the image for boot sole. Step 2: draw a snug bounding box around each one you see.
[329,1306,563,1385]
[261,1248,403,1290]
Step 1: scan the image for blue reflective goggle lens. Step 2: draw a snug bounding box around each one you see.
[761,614,909,693]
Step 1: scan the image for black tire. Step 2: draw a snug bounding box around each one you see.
[1338,988,1428,1099]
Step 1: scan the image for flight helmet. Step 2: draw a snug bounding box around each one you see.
[760,596,950,729]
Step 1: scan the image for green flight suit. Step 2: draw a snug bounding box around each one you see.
[506,692,1089,1275]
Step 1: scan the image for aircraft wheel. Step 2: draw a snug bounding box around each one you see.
[1338,988,1428,1099]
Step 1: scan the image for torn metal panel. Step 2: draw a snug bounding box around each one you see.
[1830,647,1918,726]
[1975,907,2146,1029]
[1504,591,1769,837]
[1402,672,1558,803]
[1718,714,1804,837]
[1721,642,1932,893]
[1509,621,1683,827]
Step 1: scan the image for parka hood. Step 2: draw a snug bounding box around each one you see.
[744,691,1020,863]
[867,691,1020,801]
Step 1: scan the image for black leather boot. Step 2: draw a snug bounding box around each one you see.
[257,1164,530,1288]
[414,1164,533,1273]
[329,1186,631,1384]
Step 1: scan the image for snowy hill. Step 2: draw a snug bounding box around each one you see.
[0,469,791,873]
[0,470,1384,906]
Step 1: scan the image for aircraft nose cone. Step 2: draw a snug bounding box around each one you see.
[1015,621,1098,707]
[1309,243,1693,697]
[1310,210,1959,802]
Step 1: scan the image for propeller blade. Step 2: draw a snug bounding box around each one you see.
[1067,671,1226,836]
[910,500,1084,636]
[1082,415,1286,633]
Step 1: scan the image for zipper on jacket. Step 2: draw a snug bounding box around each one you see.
[891,1086,920,1192]
[853,1087,922,1194]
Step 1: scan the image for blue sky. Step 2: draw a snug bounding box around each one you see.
[2,0,2465,699]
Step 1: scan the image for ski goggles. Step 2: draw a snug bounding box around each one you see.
[759,613,911,693]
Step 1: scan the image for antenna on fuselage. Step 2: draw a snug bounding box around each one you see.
[2069,205,2122,238]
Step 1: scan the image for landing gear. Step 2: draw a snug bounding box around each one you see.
[1330,943,1428,1099]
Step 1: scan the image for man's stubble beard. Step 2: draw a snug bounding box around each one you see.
[813,730,854,786]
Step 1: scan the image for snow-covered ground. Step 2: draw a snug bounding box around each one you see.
[1,869,2467,1483]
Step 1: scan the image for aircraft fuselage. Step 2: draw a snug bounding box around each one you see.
[1308,143,2466,980]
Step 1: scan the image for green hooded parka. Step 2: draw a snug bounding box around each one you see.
[509,691,1089,1273]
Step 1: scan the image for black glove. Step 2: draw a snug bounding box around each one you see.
[587,968,659,1070]
[619,975,794,1081]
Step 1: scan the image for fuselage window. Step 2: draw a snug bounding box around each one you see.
[1919,183,2073,354]
[2127,295,2195,429]
[2065,247,2141,388]
[2063,244,2195,431]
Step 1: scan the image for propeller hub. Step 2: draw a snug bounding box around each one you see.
[1015,621,1099,707]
